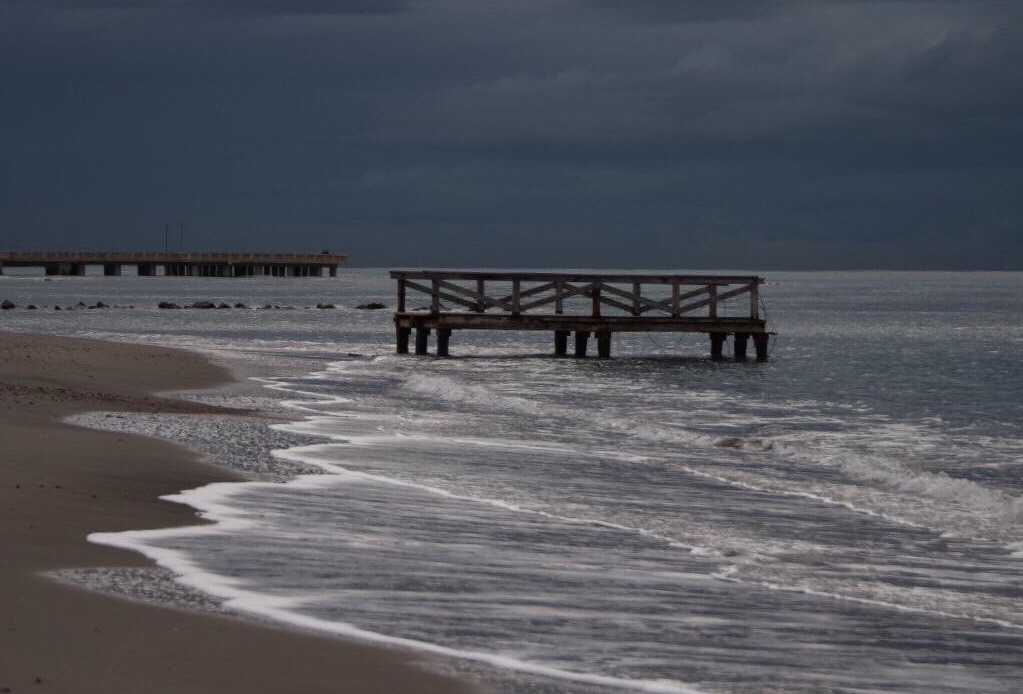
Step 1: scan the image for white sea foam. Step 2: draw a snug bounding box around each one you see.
[88,472,709,694]
[401,373,545,416]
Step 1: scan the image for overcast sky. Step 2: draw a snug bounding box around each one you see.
[1,0,1020,268]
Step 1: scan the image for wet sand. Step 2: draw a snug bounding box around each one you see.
[0,332,476,694]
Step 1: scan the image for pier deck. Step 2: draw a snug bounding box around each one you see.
[0,251,346,278]
[391,270,769,361]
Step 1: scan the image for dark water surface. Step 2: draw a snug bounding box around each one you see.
[3,270,1022,692]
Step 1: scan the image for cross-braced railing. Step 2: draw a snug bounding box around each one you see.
[390,271,763,320]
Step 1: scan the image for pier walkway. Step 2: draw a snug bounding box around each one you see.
[0,251,346,278]
[391,270,769,360]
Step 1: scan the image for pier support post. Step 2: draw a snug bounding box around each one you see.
[396,326,411,354]
[710,333,726,361]
[415,327,430,355]
[574,331,590,358]
[753,333,770,362]
[437,329,451,357]
[596,331,612,359]
[734,333,749,362]
[554,330,569,356]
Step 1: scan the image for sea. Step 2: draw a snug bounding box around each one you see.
[2,269,1022,693]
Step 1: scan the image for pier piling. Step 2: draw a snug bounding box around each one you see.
[734,333,749,362]
[710,333,726,361]
[415,328,431,355]
[554,330,569,356]
[437,328,452,357]
[753,333,770,362]
[574,331,590,358]
[396,326,411,354]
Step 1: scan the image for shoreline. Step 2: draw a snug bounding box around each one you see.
[0,332,476,694]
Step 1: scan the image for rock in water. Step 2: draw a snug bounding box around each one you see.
[190,301,216,309]
[356,302,386,310]
[1,300,15,310]
[158,302,181,309]
[316,303,336,309]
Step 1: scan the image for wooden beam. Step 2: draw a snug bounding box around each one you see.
[390,270,763,285]
[395,313,767,333]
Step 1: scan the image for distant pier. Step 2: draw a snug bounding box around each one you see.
[0,251,346,278]
[392,270,770,361]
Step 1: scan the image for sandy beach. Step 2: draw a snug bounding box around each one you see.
[0,332,475,694]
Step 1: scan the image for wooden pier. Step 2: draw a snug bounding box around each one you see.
[391,271,769,361]
[0,251,346,278]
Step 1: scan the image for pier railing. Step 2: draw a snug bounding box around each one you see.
[391,271,762,320]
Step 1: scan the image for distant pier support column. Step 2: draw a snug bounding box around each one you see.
[329,266,338,278]
[415,327,431,355]
[734,333,749,362]
[436,329,452,357]
[753,333,770,362]
[574,331,590,358]
[396,326,411,354]
[596,331,612,359]
[710,333,726,361]
[554,330,569,356]
[103,263,122,276]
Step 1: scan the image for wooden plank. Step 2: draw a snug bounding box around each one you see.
[404,280,480,311]
[708,284,717,319]
[518,281,558,299]
[390,270,763,285]
[519,293,560,312]
[397,278,406,313]
[597,294,635,314]
[512,279,521,315]
[395,313,767,333]
[677,283,752,315]
[437,279,482,300]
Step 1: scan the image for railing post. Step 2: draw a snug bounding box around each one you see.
[397,277,406,313]
[671,281,680,318]
[476,278,486,313]
[431,279,440,315]
[632,281,641,316]
[591,283,601,318]
[750,280,760,319]
[512,279,521,316]
[708,284,718,319]
[555,280,564,315]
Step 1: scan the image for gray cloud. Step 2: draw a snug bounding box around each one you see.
[0,0,1020,268]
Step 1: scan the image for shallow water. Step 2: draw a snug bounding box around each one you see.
[4,270,1022,692]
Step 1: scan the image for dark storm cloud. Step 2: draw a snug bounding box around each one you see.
[0,0,410,14]
[0,0,1020,268]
